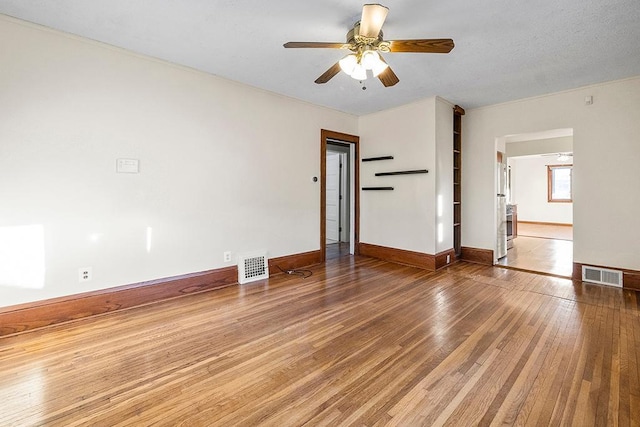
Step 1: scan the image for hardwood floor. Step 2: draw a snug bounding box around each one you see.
[518,222,573,241]
[498,236,573,278]
[1,257,639,426]
[326,242,351,260]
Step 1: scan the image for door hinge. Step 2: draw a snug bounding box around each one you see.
[339,227,342,232]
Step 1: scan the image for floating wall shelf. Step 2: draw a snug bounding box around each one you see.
[362,156,394,162]
[375,169,428,177]
[362,187,394,191]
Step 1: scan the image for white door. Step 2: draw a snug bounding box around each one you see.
[339,152,349,243]
[326,152,340,243]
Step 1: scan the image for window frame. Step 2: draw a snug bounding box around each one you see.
[547,164,573,203]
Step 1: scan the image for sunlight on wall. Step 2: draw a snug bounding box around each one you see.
[0,224,45,289]
[437,194,444,243]
[146,226,153,253]
[88,232,103,243]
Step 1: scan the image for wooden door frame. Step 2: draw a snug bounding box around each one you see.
[320,129,360,262]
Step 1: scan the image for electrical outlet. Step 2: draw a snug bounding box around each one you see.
[223,251,231,262]
[79,267,92,282]
[446,255,451,264]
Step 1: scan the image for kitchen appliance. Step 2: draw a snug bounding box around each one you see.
[496,154,507,259]
[497,195,507,259]
[506,204,515,249]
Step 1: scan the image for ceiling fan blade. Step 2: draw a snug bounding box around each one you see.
[388,39,455,53]
[377,56,399,87]
[284,42,349,49]
[359,4,389,38]
[378,67,399,87]
[315,62,342,84]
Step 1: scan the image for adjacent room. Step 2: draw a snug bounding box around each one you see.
[1,1,639,425]
[496,130,574,277]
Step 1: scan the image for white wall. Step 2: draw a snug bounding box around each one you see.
[358,99,434,253]
[464,76,640,271]
[358,96,453,255]
[509,156,573,224]
[506,136,573,158]
[0,16,357,307]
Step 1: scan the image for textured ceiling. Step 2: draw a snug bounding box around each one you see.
[1,0,639,115]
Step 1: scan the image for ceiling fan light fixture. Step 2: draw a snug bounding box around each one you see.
[361,50,380,69]
[370,56,389,77]
[350,63,368,80]
[339,54,358,74]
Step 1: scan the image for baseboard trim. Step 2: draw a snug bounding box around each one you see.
[0,266,238,337]
[360,243,435,270]
[518,221,573,227]
[460,246,494,266]
[573,262,640,291]
[0,250,323,337]
[359,243,454,271]
[435,248,457,270]
[268,250,322,275]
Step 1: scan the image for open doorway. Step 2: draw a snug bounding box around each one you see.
[326,144,350,259]
[495,129,574,277]
[320,130,359,262]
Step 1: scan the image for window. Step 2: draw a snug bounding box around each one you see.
[547,164,572,202]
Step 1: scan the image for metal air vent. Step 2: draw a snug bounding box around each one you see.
[238,252,269,284]
[581,266,623,287]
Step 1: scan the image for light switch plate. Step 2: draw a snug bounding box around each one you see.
[116,158,139,173]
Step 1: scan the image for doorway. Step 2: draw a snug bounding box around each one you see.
[320,130,359,262]
[326,145,349,259]
[495,129,574,277]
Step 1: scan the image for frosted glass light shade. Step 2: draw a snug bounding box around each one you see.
[361,50,380,69]
[371,58,389,77]
[339,54,358,75]
[350,63,367,80]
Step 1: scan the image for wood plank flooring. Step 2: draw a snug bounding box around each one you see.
[518,222,573,241]
[326,242,351,260]
[497,236,573,277]
[1,257,639,426]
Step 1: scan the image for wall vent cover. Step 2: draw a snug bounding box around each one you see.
[581,265,623,287]
[238,251,269,284]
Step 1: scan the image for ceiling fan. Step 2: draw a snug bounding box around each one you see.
[283,3,454,87]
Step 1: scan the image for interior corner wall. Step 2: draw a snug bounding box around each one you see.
[463,76,640,271]
[358,98,437,254]
[0,16,358,308]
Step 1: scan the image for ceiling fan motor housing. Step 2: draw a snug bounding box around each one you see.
[347,24,390,53]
